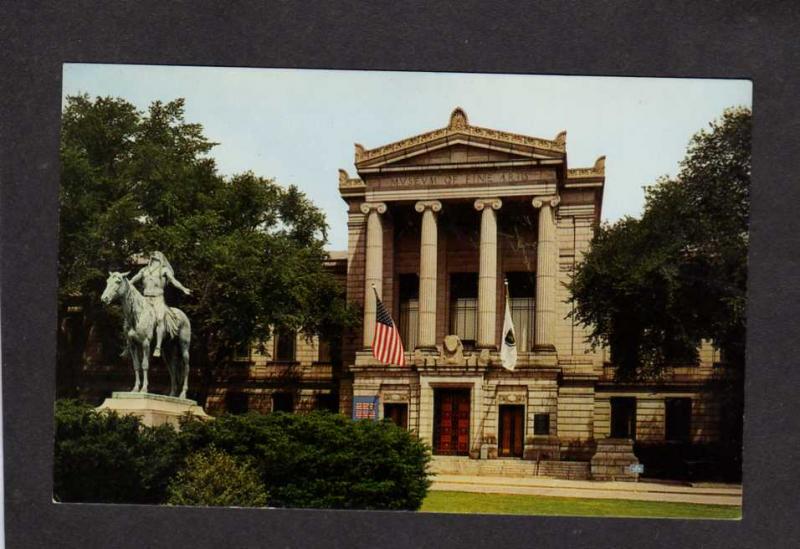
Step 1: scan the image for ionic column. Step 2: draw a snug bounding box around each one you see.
[474,198,503,349]
[361,202,387,348]
[415,200,442,349]
[532,196,560,351]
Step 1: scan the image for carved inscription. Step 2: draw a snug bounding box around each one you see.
[370,168,553,190]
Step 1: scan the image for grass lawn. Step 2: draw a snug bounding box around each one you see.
[421,491,741,520]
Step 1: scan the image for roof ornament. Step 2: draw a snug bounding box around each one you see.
[554,130,567,146]
[448,107,469,130]
[338,169,349,185]
[594,155,606,172]
[354,143,366,160]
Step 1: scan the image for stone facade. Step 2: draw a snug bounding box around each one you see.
[204,252,348,416]
[333,108,725,472]
[208,108,725,477]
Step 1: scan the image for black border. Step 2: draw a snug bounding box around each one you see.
[3,2,799,547]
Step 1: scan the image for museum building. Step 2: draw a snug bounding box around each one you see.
[208,108,723,476]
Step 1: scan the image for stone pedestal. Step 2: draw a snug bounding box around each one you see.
[480,434,498,459]
[523,435,561,461]
[98,392,211,428]
[590,438,641,481]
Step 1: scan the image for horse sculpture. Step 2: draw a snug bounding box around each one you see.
[101,271,192,399]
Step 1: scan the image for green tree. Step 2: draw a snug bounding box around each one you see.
[166,446,268,507]
[568,106,751,379]
[57,95,357,401]
[568,108,750,477]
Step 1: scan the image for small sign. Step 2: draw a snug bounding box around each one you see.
[352,396,380,421]
[627,463,644,474]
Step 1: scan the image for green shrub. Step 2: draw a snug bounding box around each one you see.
[179,411,432,510]
[53,399,183,503]
[54,400,431,510]
[167,446,268,507]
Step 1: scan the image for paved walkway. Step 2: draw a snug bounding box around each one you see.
[430,474,743,506]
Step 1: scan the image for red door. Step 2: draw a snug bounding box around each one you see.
[499,405,525,457]
[434,389,471,455]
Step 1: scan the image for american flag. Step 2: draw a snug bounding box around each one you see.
[372,288,406,366]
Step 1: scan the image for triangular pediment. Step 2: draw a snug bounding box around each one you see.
[378,141,553,169]
[354,108,566,171]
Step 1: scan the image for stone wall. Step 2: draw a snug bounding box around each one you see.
[593,390,721,443]
[556,384,596,447]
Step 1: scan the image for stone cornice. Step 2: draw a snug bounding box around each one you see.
[354,107,566,167]
[473,197,503,211]
[338,168,366,189]
[567,156,605,180]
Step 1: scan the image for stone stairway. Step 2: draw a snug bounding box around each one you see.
[538,460,591,480]
[431,456,590,480]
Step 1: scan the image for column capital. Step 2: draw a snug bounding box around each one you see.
[532,196,561,209]
[474,198,503,211]
[414,200,442,213]
[360,202,387,215]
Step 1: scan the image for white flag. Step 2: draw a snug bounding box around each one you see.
[500,289,517,371]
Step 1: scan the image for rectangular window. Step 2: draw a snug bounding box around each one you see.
[316,393,338,412]
[510,298,535,352]
[449,273,478,348]
[506,272,535,351]
[398,273,419,351]
[610,397,637,439]
[383,403,408,429]
[225,391,249,414]
[317,337,332,363]
[272,392,294,413]
[665,397,692,443]
[233,340,251,361]
[274,329,296,362]
[533,413,550,435]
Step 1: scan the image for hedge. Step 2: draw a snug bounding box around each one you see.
[53,399,183,503]
[53,400,431,510]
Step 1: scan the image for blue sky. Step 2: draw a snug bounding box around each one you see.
[62,64,751,251]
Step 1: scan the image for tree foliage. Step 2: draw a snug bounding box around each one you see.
[166,446,268,507]
[568,107,751,379]
[58,95,357,398]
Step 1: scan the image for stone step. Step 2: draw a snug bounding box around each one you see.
[430,456,590,480]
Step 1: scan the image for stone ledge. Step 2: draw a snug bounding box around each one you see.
[98,392,210,428]
[111,391,199,406]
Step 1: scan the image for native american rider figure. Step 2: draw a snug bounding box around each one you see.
[129,251,191,357]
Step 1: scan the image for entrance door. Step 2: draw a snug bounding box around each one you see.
[384,403,408,429]
[499,405,525,457]
[610,397,636,439]
[434,389,471,455]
